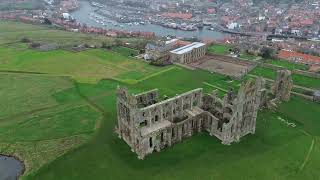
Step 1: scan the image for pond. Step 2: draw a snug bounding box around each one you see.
[0,155,24,180]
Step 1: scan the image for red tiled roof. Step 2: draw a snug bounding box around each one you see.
[278,50,320,64]
[176,40,191,46]
[301,19,313,26]
[207,8,216,14]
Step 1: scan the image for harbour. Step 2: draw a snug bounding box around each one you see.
[71,1,229,40]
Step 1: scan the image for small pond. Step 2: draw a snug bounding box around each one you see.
[0,155,24,180]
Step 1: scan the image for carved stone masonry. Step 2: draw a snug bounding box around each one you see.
[272,70,293,102]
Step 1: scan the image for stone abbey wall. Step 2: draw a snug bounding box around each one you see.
[272,70,293,102]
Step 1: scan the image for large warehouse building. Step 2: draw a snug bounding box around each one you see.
[170,42,207,64]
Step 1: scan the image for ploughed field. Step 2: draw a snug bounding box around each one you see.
[0,21,320,180]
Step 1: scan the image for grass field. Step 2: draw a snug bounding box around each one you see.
[27,78,320,180]
[239,53,259,61]
[0,66,241,179]
[0,73,100,177]
[292,74,320,89]
[208,44,259,61]
[0,21,319,180]
[267,59,308,71]
[249,66,320,89]
[112,46,139,57]
[249,66,277,79]
[0,47,169,83]
[0,74,73,118]
[208,44,232,55]
[0,21,145,47]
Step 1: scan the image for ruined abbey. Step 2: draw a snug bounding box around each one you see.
[115,69,294,159]
[115,78,267,159]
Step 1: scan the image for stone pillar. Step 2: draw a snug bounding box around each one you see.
[199,90,203,107]
[170,103,174,122]
[160,106,164,122]
[137,142,145,160]
[156,141,161,152]
[210,118,215,136]
[167,129,172,147]
[148,110,152,127]
[188,122,192,137]
[197,119,202,133]
[190,94,194,108]
[163,130,167,145]
[138,153,145,160]
[178,126,182,142]
[116,102,122,138]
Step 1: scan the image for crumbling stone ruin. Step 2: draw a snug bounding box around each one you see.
[271,70,293,102]
[115,78,265,159]
[314,90,320,103]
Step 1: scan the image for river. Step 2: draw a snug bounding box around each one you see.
[71,1,229,40]
[0,155,24,180]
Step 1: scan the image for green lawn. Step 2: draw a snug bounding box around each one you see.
[239,53,259,61]
[0,74,72,119]
[249,67,320,89]
[0,20,145,47]
[0,73,100,177]
[112,46,139,57]
[208,44,232,55]
[1,21,319,180]
[1,54,320,180]
[0,105,98,142]
[268,59,308,71]
[292,74,320,89]
[278,96,320,136]
[0,47,168,83]
[132,67,240,96]
[28,77,320,180]
[249,66,277,80]
[0,64,242,179]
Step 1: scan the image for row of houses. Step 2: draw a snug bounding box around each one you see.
[0,11,156,39]
[50,18,156,39]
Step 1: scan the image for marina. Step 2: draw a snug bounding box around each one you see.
[71,1,229,40]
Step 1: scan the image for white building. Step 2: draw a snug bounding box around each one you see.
[170,42,207,64]
[227,22,239,30]
[62,13,71,20]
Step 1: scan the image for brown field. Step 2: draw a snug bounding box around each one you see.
[190,54,255,78]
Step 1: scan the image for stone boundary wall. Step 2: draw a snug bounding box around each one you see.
[293,69,320,79]
[257,62,283,71]
[257,62,320,79]
[291,92,314,101]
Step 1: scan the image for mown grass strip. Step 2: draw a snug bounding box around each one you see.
[113,66,179,85]
[203,82,228,92]
[299,138,315,171]
[138,66,179,82]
